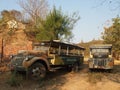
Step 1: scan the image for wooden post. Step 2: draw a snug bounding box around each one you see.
[58,45,61,55]
[67,46,69,55]
[1,38,4,63]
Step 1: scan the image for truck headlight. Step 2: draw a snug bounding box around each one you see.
[9,55,14,59]
[108,58,113,62]
[109,55,112,58]
[24,56,33,61]
[24,57,29,61]
[90,55,93,58]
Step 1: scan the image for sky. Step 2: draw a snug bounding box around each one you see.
[0,0,119,43]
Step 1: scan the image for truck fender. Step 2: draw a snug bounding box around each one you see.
[22,57,50,70]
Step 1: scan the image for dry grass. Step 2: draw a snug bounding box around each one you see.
[0,61,120,90]
[87,72,103,84]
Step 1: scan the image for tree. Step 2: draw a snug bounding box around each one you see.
[18,0,48,23]
[98,0,120,11]
[18,0,48,41]
[36,6,80,42]
[102,17,120,59]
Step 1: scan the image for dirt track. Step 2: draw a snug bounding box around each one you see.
[0,61,120,90]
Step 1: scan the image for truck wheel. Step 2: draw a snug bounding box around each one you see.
[89,68,93,72]
[66,66,72,72]
[107,69,112,73]
[28,63,46,80]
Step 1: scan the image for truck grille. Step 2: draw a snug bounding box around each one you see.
[11,57,24,66]
[93,59,107,66]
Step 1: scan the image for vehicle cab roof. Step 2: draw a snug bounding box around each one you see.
[90,44,112,49]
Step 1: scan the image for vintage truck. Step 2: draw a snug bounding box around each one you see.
[10,40,85,80]
[88,44,114,71]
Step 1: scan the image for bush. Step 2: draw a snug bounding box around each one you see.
[7,72,23,87]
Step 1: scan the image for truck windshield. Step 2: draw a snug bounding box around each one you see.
[91,49,109,53]
[33,46,49,52]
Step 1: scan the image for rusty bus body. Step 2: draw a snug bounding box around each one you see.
[10,40,85,80]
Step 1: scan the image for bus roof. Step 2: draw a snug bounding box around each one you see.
[34,40,85,50]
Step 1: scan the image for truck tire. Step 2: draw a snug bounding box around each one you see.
[28,63,46,80]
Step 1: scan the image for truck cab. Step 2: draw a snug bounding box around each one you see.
[88,44,114,71]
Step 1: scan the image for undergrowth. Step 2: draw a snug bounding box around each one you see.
[7,71,23,87]
[88,72,103,84]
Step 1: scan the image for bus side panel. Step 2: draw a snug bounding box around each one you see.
[49,54,84,66]
[50,54,64,65]
[60,55,84,65]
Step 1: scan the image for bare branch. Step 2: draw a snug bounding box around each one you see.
[18,0,48,23]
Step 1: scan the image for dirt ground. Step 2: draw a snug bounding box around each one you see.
[0,60,120,90]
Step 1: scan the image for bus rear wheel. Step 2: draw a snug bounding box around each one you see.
[72,63,79,72]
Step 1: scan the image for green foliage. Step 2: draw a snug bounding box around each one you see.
[102,17,120,58]
[0,7,79,43]
[18,0,48,41]
[7,72,23,87]
[36,6,80,42]
[24,21,38,39]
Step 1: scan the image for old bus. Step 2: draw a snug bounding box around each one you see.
[10,40,85,80]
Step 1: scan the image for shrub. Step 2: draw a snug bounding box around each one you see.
[7,72,23,87]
